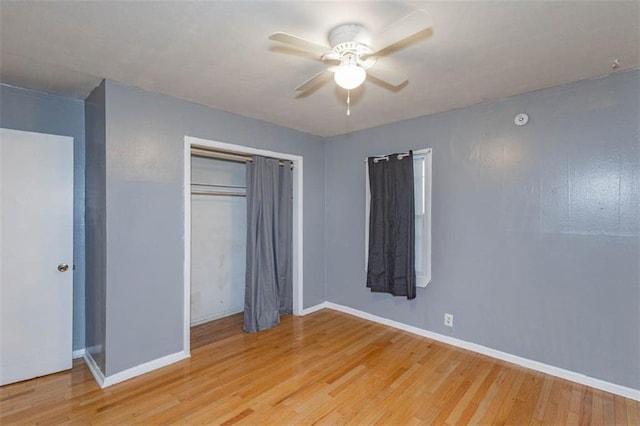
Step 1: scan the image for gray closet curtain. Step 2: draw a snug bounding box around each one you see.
[366,152,416,299]
[243,156,293,333]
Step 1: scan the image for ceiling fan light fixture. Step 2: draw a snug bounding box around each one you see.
[334,63,366,90]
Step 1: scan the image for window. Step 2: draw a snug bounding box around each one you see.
[365,148,432,288]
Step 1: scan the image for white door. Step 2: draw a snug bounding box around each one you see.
[0,128,73,386]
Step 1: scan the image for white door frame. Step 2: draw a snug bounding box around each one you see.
[183,136,304,355]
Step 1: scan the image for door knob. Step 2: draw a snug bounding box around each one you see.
[57,264,69,272]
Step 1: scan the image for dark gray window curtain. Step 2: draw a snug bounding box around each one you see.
[244,156,293,333]
[366,152,416,299]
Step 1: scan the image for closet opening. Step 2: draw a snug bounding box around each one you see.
[190,152,247,330]
[183,136,304,355]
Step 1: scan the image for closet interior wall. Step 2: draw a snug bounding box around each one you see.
[190,156,246,326]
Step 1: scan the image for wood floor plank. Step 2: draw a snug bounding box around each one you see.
[614,395,629,425]
[602,389,616,425]
[444,359,494,425]
[626,397,640,425]
[475,366,521,424]
[491,368,527,425]
[566,383,586,425]
[0,309,637,425]
[466,364,510,424]
[531,374,555,424]
[503,370,544,425]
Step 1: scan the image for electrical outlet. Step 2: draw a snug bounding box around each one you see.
[444,313,453,327]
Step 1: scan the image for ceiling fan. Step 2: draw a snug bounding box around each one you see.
[269,10,432,94]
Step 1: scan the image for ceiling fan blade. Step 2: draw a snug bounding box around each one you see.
[270,45,326,62]
[295,68,333,92]
[321,51,341,62]
[269,32,331,56]
[366,58,408,87]
[370,10,432,55]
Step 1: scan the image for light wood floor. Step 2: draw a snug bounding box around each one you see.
[1,310,638,425]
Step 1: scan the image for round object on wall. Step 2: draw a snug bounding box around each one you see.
[514,113,529,126]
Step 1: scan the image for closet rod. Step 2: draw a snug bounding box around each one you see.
[191,147,293,168]
[191,182,246,189]
[191,190,246,197]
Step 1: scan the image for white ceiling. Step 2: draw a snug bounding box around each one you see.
[1,1,638,137]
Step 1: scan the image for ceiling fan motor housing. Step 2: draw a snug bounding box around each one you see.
[328,24,371,57]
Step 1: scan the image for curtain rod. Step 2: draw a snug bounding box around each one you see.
[364,152,410,163]
[364,150,429,163]
[191,147,293,168]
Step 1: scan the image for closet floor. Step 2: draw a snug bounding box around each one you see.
[1,309,638,424]
[191,312,244,351]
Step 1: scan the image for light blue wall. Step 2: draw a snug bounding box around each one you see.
[84,81,107,371]
[0,84,86,351]
[102,80,325,375]
[324,69,640,389]
[3,69,637,389]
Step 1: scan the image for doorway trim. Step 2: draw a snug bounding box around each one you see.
[183,136,304,355]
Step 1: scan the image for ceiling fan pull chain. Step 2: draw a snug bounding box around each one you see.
[347,89,351,116]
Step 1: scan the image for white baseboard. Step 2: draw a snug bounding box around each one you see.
[191,307,244,326]
[300,302,327,316]
[102,351,189,388]
[72,348,86,359]
[325,302,640,401]
[82,350,190,388]
[83,350,106,387]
